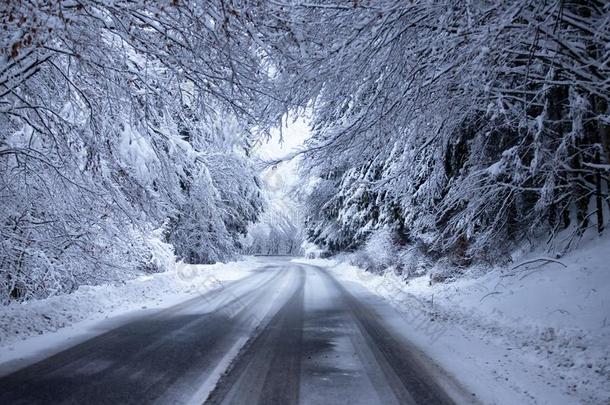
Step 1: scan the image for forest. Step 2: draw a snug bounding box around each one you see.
[1,0,609,302]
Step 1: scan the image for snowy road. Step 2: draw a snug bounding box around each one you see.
[0,258,461,404]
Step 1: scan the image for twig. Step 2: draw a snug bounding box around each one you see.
[510,258,567,271]
[479,291,502,302]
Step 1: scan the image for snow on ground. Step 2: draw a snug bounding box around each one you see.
[0,256,266,374]
[2,236,608,405]
[294,235,610,405]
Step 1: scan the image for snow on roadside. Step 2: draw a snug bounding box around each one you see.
[294,235,610,405]
[0,256,265,372]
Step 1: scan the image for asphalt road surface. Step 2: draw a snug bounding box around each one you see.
[0,258,463,404]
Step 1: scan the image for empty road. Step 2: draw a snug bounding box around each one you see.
[0,258,465,404]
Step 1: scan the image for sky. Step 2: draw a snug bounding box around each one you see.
[255,116,310,162]
[254,116,310,198]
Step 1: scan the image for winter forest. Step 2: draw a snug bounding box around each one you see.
[1,0,609,302]
[2,1,610,404]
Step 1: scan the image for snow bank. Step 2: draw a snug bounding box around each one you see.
[0,257,265,370]
[294,234,610,404]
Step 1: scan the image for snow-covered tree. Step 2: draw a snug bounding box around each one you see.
[2,0,608,300]
[257,0,609,263]
[0,1,275,302]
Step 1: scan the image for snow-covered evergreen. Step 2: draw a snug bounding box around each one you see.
[256,0,610,267]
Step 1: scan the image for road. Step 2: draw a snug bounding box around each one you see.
[0,258,464,404]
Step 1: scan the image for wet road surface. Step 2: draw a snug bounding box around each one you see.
[0,258,461,404]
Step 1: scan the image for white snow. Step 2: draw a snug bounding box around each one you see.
[294,234,610,404]
[2,235,609,405]
[0,257,266,375]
